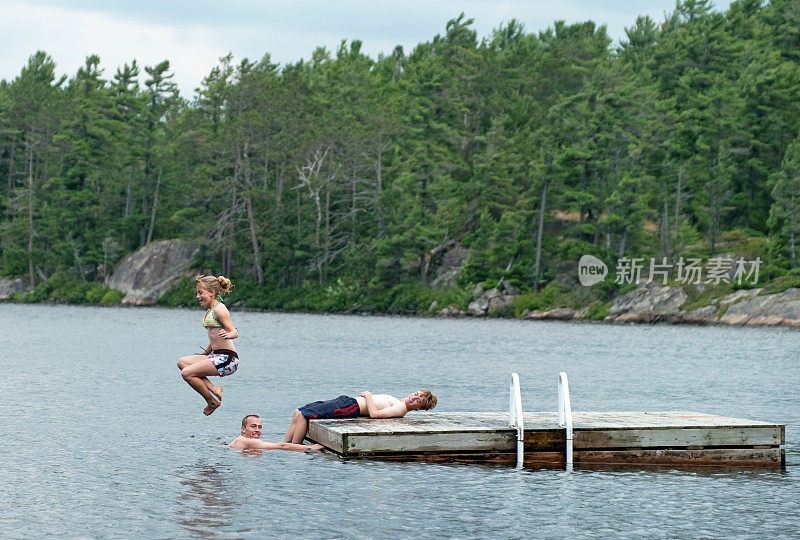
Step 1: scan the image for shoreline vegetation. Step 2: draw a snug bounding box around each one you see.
[3,3,800,329]
[3,265,800,329]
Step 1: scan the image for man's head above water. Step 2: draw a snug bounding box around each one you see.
[241,414,262,438]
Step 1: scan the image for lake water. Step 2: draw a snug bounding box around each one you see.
[2,303,799,538]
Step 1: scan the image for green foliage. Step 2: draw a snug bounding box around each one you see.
[157,278,198,307]
[680,282,735,311]
[22,271,117,304]
[100,289,125,306]
[584,301,610,321]
[366,283,436,314]
[2,6,800,317]
[291,279,363,312]
[759,275,800,295]
[430,286,473,312]
[512,281,575,315]
[85,284,111,303]
[717,229,768,260]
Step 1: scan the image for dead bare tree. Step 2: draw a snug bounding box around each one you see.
[237,143,264,283]
[296,145,332,253]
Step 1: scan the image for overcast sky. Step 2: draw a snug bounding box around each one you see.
[1,0,734,98]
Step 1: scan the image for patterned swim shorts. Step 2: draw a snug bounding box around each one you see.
[208,349,239,377]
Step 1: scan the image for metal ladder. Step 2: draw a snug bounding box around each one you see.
[558,371,574,468]
[510,372,574,469]
[509,373,524,468]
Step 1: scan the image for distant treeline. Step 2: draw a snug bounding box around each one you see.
[1,1,800,312]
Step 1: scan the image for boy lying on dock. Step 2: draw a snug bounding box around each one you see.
[230,414,324,452]
[284,390,438,444]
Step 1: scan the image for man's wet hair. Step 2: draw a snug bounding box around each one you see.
[242,414,260,427]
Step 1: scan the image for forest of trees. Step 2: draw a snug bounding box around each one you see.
[2,0,800,313]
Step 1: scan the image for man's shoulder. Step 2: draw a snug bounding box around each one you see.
[229,436,248,448]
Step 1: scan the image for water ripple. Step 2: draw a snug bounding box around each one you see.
[1,304,798,537]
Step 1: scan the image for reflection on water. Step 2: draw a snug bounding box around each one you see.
[564,462,792,479]
[175,463,236,536]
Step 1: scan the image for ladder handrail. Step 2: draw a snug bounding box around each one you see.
[509,372,524,468]
[558,371,574,467]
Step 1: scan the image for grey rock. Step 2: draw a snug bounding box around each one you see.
[544,307,577,320]
[608,283,688,322]
[719,288,800,327]
[603,283,800,328]
[437,305,462,317]
[468,286,515,316]
[484,287,503,301]
[487,294,514,313]
[554,260,579,287]
[0,277,30,299]
[473,284,484,298]
[431,269,459,290]
[691,305,718,317]
[501,279,521,296]
[524,307,578,321]
[431,246,469,290]
[717,288,762,306]
[107,239,198,305]
[676,305,718,324]
[467,297,489,316]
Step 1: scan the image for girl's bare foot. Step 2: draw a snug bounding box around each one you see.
[210,385,223,402]
[203,397,221,416]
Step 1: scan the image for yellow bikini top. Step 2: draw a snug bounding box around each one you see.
[203,300,223,328]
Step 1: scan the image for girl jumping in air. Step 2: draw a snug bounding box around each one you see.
[178,274,239,416]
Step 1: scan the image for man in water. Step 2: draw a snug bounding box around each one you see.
[284,389,438,444]
[230,414,324,452]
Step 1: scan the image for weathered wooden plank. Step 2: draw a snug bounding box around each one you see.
[568,411,780,429]
[309,415,510,436]
[338,448,784,468]
[355,452,520,466]
[365,451,571,467]
[572,448,784,467]
[311,411,782,433]
[574,426,784,449]
[341,431,516,455]
[307,421,345,453]
[523,430,565,451]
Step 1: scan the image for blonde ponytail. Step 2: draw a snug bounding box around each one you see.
[195,274,234,297]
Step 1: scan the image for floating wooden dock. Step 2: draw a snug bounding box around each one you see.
[307,412,785,468]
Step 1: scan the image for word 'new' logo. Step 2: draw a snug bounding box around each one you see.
[578,255,608,287]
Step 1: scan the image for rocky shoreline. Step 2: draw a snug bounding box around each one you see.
[3,238,800,329]
[456,281,800,328]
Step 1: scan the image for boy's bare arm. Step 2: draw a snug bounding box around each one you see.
[360,392,408,418]
[370,402,408,418]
